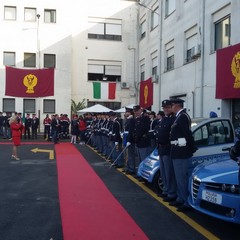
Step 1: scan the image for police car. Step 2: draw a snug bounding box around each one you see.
[188,158,240,224]
[137,117,235,193]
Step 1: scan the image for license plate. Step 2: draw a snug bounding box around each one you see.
[202,190,222,204]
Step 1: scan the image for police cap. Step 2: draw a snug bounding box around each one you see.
[133,105,141,112]
[170,98,185,104]
[157,111,165,117]
[125,107,133,112]
[149,111,156,116]
[161,100,172,107]
[109,111,117,116]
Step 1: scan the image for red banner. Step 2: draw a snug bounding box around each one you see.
[216,43,240,99]
[139,77,153,108]
[5,66,54,97]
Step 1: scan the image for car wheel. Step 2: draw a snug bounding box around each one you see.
[153,171,163,193]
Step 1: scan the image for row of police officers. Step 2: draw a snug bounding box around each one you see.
[85,98,197,212]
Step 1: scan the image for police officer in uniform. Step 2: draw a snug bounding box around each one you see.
[104,112,113,158]
[31,113,39,139]
[24,113,32,139]
[155,100,177,200]
[169,98,197,212]
[148,111,159,152]
[133,105,151,164]
[110,111,124,167]
[122,107,135,174]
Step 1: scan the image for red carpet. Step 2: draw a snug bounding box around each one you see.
[55,143,148,240]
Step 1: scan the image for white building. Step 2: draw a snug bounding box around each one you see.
[0,0,240,130]
[136,0,240,128]
[0,0,139,130]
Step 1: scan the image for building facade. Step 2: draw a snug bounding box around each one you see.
[137,0,240,128]
[0,0,240,130]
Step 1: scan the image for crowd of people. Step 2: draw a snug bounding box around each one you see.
[75,99,197,212]
[0,112,71,141]
[0,99,197,211]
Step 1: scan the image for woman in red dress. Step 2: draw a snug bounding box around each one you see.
[10,115,23,160]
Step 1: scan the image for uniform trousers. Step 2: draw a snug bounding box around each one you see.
[137,146,152,162]
[113,143,124,166]
[159,154,177,198]
[101,135,108,155]
[126,144,136,173]
[172,157,191,206]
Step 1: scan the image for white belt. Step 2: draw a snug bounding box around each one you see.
[124,131,129,134]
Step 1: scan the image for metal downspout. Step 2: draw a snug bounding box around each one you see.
[200,0,206,117]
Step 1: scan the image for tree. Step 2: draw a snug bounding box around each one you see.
[71,99,86,116]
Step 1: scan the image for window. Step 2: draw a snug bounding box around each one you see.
[88,21,122,41]
[185,32,198,62]
[165,40,174,71]
[140,64,145,81]
[43,99,55,113]
[3,52,15,66]
[24,8,37,22]
[3,98,15,113]
[166,55,174,71]
[140,20,146,39]
[4,6,16,20]
[165,0,175,17]
[24,53,36,67]
[193,120,234,147]
[44,54,56,68]
[151,7,159,30]
[88,63,121,82]
[24,99,35,113]
[193,125,208,146]
[44,9,56,23]
[151,56,158,82]
[215,16,231,50]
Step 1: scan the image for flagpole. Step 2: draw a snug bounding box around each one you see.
[37,14,41,133]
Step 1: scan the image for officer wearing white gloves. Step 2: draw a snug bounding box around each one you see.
[122,107,135,174]
[109,111,123,168]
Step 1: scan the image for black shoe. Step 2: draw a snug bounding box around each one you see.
[158,193,168,198]
[177,205,192,212]
[163,196,177,202]
[114,165,124,168]
[125,170,135,175]
[134,175,143,181]
[169,201,183,207]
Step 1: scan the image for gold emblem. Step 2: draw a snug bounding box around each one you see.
[144,85,148,104]
[23,74,38,93]
[231,51,240,88]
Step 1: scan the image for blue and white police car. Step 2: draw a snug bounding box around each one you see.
[137,118,235,193]
[188,157,240,224]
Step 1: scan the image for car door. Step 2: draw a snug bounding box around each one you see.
[191,119,234,172]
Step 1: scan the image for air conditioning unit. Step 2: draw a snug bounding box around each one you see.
[121,82,130,89]
[191,44,201,59]
[152,75,159,83]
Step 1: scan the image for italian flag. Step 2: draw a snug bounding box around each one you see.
[93,82,116,99]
